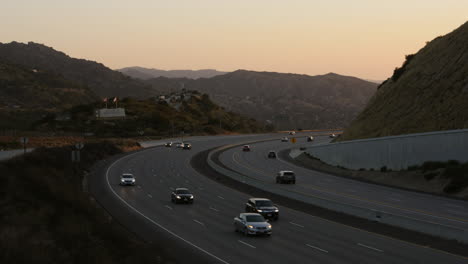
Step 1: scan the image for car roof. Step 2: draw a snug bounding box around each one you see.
[250,198,271,202]
[175,187,188,191]
[240,213,262,217]
[279,170,294,173]
[122,173,134,176]
[269,150,276,153]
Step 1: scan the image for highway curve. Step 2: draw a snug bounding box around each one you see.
[90,133,467,264]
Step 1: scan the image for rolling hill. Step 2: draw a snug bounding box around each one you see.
[146,70,377,130]
[0,42,156,98]
[339,21,468,141]
[118,66,227,80]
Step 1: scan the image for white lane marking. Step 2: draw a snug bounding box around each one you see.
[185,180,190,183]
[165,205,173,210]
[105,154,230,264]
[193,219,205,226]
[347,189,356,193]
[217,195,225,200]
[209,207,220,212]
[153,174,157,177]
[147,194,153,198]
[289,222,304,228]
[446,209,468,216]
[159,180,163,183]
[137,185,142,189]
[198,187,204,190]
[306,244,328,253]
[238,240,256,249]
[387,198,401,202]
[358,243,383,252]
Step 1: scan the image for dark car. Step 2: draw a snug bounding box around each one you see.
[329,133,337,138]
[183,143,192,150]
[276,170,296,184]
[242,145,251,151]
[171,188,194,204]
[307,136,314,142]
[245,198,279,220]
[267,151,277,158]
[165,142,172,147]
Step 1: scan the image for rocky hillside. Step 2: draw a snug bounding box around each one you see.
[118,66,227,80]
[0,61,97,109]
[340,21,468,141]
[0,42,156,98]
[147,70,377,130]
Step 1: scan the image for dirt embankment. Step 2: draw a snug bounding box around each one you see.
[0,140,176,264]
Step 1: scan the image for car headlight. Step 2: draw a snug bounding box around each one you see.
[247,225,254,229]
[189,195,194,199]
[267,225,272,229]
[131,179,135,182]
[257,209,263,212]
[274,209,279,212]
[176,195,181,199]
[120,179,125,182]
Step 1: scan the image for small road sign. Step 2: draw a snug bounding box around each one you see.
[20,137,29,144]
[291,138,297,143]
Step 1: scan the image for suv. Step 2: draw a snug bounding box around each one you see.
[307,136,314,142]
[276,170,296,184]
[245,198,279,220]
[171,188,194,204]
[183,143,192,150]
[242,145,251,151]
[120,173,136,186]
[267,151,277,158]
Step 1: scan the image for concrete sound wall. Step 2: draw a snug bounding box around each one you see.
[306,129,468,170]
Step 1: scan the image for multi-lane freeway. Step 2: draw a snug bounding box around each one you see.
[90,133,468,264]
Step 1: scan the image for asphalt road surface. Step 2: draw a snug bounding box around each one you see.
[91,133,468,264]
[218,135,468,231]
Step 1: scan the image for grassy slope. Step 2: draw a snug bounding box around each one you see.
[340,21,468,141]
[0,141,175,264]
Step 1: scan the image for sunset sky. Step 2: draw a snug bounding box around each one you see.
[1,0,467,80]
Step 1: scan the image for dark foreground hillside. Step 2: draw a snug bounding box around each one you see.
[340,21,468,141]
[0,141,176,264]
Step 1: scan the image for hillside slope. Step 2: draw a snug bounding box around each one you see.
[118,66,227,79]
[340,21,468,141]
[0,42,156,98]
[147,70,377,130]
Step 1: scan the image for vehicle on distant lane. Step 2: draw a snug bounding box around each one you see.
[267,151,277,158]
[242,145,251,152]
[276,170,296,184]
[281,137,289,142]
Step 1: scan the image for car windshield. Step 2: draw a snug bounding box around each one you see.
[122,175,133,178]
[256,200,273,207]
[284,172,295,176]
[246,215,266,222]
[176,189,190,194]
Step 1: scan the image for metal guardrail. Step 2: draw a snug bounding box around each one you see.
[207,144,468,244]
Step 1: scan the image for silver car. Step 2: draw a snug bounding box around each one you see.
[120,173,135,186]
[234,213,272,236]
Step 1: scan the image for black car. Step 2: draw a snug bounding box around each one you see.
[245,198,279,220]
[307,136,314,142]
[242,145,251,151]
[183,143,192,150]
[267,151,277,158]
[276,170,296,184]
[171,188,194,204]
[165,142,172,147]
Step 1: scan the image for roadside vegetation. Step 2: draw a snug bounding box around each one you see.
[0,141,175,264]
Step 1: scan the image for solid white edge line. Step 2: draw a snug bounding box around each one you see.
[147,194,153,198]
[106,152,230,264]
[305,244,328,253]
[357,243,384,252]
[217,195,225,200]
[289,221,304,228]
[238,240,256,249]
[209,207,220,212]
[164,205,173,210]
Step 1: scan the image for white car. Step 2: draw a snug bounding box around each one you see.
[234,213,272,236]
[289,131,296,135]
[281,137,289,142]
[120,173,136,186]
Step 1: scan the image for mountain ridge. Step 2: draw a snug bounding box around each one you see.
[118,66,227,79]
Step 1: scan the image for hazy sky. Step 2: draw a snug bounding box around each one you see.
[1,0,467,80]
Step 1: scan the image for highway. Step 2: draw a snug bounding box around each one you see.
[218,135,468,231]
[90,133,468,264]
